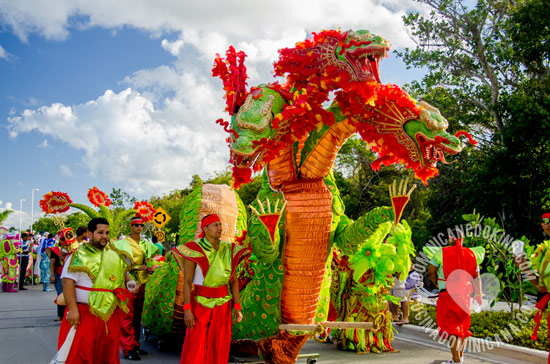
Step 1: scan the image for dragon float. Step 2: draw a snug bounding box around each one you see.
[139,29,475,364]
[211,29,475,363]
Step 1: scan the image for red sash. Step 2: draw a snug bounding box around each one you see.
[194,284,229,298]
[75,285,130,302]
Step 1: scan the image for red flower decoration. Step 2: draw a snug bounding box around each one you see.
[39,191,72,214]
[134,201,155,222]
[87,186,112,207]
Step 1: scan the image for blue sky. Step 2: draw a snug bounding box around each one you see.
[0,0,426,229]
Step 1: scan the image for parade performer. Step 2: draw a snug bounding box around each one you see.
[119,216,159,361]
[35,233,56,291]
[427,231,483,364]
[1,233,21,292]
[514,210,550,363]
[57,217,135,364]
[18,232,31,290]
[172,214,250,364]
[141,183,247,340]
[47,228,78,321]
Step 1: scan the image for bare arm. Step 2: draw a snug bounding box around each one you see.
[49,255,56,283]
[183,259,196,329]
[230,278,242,323]
[428,264,438,287]
[62,278,80,327]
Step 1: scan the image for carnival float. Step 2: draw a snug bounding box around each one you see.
[139,28,475,364]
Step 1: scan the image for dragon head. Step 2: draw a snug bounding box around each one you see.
[275,29,390,90]
[334,30,390,83]
[228,86,286,180]
[405,102,466,167]
[347,86,476,183]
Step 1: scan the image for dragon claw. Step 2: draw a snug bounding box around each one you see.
[250,197,286,216]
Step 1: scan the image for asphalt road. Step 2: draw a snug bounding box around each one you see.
[0,284,542,364]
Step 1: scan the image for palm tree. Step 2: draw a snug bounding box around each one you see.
[0,210,13,225]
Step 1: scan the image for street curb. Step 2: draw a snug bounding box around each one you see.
[396,323,548,363]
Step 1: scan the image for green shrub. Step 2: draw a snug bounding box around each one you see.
[409,303,548,350]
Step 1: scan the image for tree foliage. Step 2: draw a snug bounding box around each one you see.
[0,210,13,225]
[398,0,550,245]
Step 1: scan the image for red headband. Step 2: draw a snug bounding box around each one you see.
[542,213,550,219]
[131,218,144,226]
[199,214,221,238]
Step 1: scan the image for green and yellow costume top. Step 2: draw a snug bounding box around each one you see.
[531,240,550,297]
[173,238,250,309]
[118,236,159,284]
[67,241,133,322]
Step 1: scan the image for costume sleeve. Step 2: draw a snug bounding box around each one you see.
[172,242,210,277]
[141,240,160,264]
[469,246,486,265]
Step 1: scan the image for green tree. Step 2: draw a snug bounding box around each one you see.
[398,0,522,141]
[398,0,550,243]
[110,188,136,211]
[65,212,91,232]
[32,216,58,235]
[0,210,13,225]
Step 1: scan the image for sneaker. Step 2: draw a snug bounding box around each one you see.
[134,348,148,355]
[43,288,54,292]
[123,351,141,361]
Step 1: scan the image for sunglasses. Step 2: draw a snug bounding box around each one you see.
[132,224,144,227]
[542,218,550,225]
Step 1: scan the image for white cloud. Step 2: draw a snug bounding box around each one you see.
[60,164,74,177]
[0,0,418,48]
[2,0,425,197]
[0,45,10,59]
[9,82,229,196]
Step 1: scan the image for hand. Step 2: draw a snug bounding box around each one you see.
[233,309,243,324]
[129,282,140,295]
[184,309,195,329]
[513,253,527,268]
[50,276,56,283]
[146,266,155,274]
[66,308,80,327]
[473,294,483,306]
[136,265,148,271]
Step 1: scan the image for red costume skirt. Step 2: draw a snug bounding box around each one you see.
[180,297,232,364]
[58,304,122,364]
[436,290,472,339]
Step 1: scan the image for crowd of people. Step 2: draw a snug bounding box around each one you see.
[2,208,550,364]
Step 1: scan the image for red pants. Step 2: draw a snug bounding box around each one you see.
[58,304,122,364]
[180,299,232,364]
[120,285,145,355]
[437,290,472,339]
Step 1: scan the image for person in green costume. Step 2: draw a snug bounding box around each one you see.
[57,217,136,364]
[514,210,550,361]
[119,215,159,361]
[172,214,250,364]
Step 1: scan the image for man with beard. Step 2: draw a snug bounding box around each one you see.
[57,217,136,364]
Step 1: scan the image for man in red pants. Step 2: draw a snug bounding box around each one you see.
[119,216,159,361]
[58,217,135,364]
[172,214,250,364]
[429,230,483,364]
